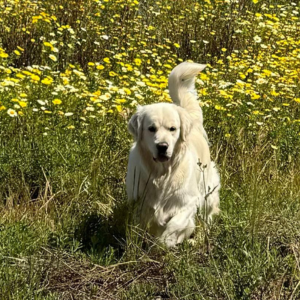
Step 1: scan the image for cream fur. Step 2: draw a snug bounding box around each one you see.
[126,62,220,247]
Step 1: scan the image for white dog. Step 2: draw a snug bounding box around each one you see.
[126,62,220,247]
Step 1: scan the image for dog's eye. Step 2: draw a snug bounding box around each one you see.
[169,127,176,132]
[148,126,156,132]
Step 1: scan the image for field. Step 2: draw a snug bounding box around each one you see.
[1,0,300,299]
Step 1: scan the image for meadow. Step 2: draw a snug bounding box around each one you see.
[0,0,300,299]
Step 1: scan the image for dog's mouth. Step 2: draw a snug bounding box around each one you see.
[153,154,170,163]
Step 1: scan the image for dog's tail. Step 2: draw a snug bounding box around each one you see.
[168,62,208,140]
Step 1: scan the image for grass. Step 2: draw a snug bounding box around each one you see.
[1,115,299,299]
[1,0,300,299]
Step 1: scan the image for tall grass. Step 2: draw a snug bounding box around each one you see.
[0,0,300,299]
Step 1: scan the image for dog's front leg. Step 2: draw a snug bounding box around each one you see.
[160,204,197,247]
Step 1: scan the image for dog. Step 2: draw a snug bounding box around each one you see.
[126,62,220,247]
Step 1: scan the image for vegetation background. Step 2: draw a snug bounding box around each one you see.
[0,0,300,299]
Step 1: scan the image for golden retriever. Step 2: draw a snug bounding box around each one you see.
[126,62,220,247]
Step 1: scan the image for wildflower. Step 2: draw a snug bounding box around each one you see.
[109,71,117,77]
[31,74,41,81]
[123,88,132,95]
[134,58,142,66]
[7,109,17,117]
[44,42,54,50]
[65,112,74,116]
[41,77,53,85]
[19,101,27,108]
[254,35,262,43]
[52,99,62,105]
[37,100,46,105]
[0,51,8,58]
[49,54,57,62]
[115,105,122,112]
[86,106,95,111]
[256,78,267,84]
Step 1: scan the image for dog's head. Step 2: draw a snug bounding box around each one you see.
[128,103,191,163]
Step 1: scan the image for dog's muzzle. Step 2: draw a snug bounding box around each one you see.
[154,142,170,163]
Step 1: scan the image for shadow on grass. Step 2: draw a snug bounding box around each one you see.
[72,201,134,262]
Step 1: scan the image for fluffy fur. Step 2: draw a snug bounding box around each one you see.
[126,62,220,247]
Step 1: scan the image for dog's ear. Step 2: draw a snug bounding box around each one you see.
[176,107,192,141]
[128,106,144,141]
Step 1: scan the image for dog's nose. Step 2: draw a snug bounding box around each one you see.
[156,142,168,153]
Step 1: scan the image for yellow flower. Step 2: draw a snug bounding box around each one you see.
[115,105,122,112]
[18,101,27,108]
[251,94,260,100]
[115,99,127,104]
[123,88,132,95]
[134,58,142,66]
[174,43,180,48]
[109,71,117,77]
[31,74,40,81]
[0,105,6,111]
[200,73,208,81]
[96,65,104,70]
[103,57,110,63]
[16,73,25,79]
[52,99,62,105]
[163,64,172,69]
[14,50,21,56]
[41,77,53,85]
[0,52,8,58]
